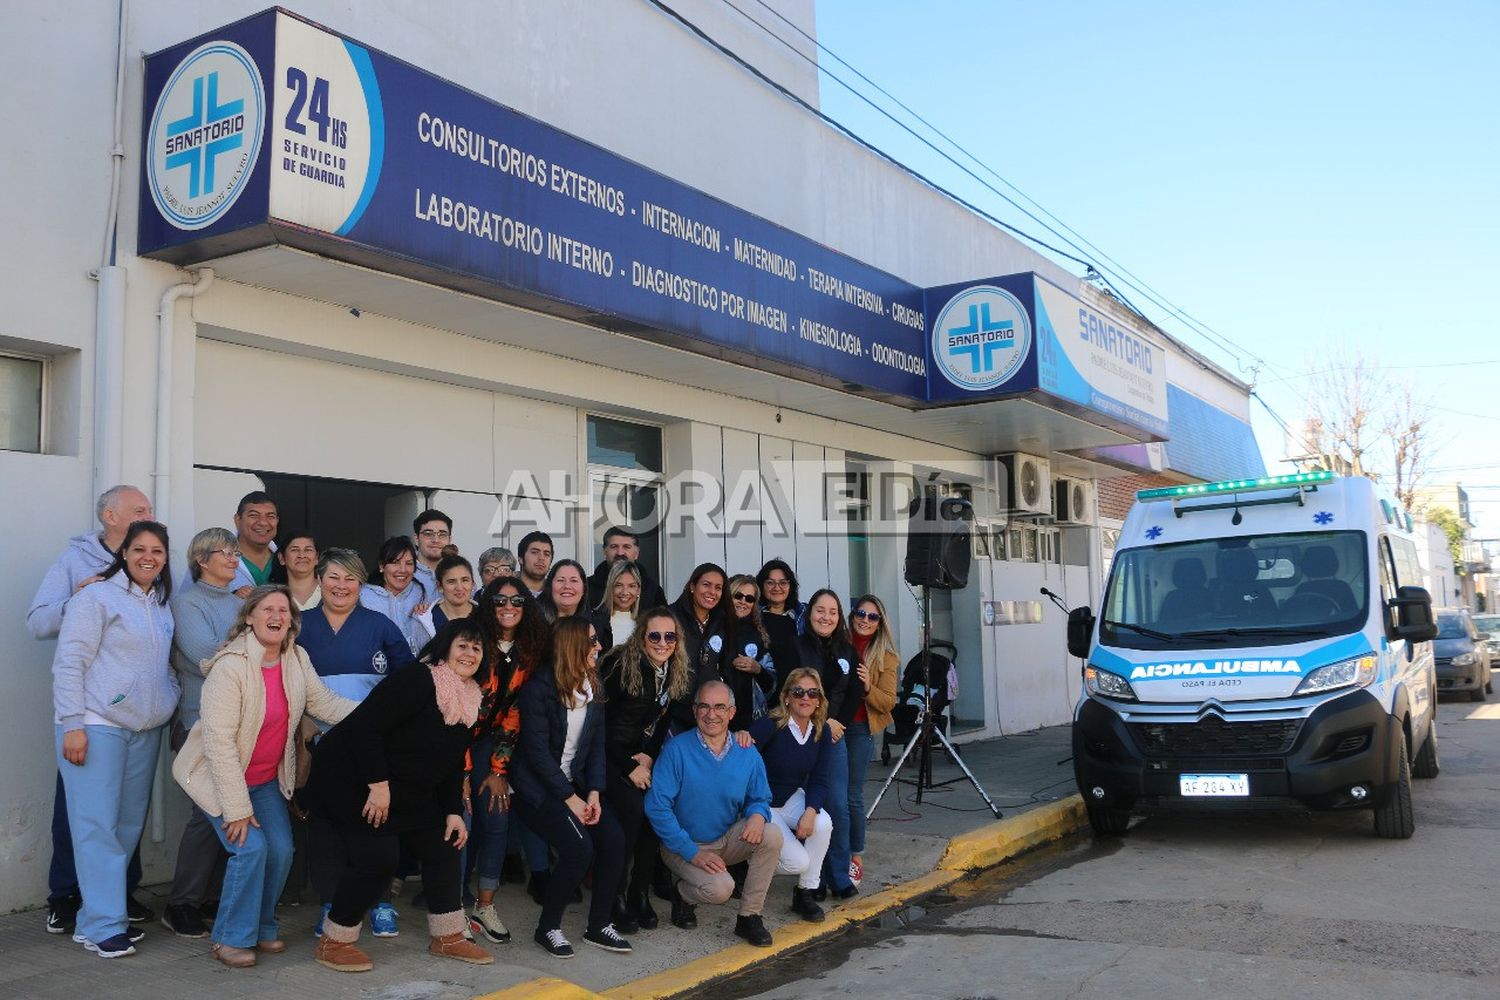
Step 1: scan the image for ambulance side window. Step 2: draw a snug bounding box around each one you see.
[1378,535,1399,633]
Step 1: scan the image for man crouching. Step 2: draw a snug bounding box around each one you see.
[644,680,782,947]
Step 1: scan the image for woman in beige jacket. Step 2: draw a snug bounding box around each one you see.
[173,585,356,968]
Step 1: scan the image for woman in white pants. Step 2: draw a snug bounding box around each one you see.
[747,667,835,923]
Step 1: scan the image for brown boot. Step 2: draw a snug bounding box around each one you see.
[427,910,493,965]
[429,932,493,965]
[211,942,257,968]
[314,917,372,973]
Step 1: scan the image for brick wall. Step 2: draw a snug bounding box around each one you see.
[1099,473,1182,521]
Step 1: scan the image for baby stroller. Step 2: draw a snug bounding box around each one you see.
[880,638,960,765]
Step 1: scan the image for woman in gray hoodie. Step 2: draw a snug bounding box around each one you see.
[52,520,180,960]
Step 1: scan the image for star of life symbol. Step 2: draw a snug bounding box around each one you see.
[146,41,265,230]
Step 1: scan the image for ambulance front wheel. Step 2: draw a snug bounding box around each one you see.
[1372,729,1415,839]
[1084,796,1132,836]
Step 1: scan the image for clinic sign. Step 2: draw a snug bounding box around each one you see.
[138,10,1164,437]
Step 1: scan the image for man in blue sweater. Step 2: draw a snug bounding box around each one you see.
[644,680,782,947]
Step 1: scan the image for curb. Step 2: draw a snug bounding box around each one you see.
[475,794,1086,1000]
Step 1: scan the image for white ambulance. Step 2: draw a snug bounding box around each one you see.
[1069,472,1439,838]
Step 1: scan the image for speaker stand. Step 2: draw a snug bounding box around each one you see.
[866,585,1002,820]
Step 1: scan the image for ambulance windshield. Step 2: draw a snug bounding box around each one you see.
[1100,531,1369,649]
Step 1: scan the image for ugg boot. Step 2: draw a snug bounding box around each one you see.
[428,910,493,965]
[314,917,373,973]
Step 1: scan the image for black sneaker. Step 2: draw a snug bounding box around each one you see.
[76,931,136,959]
[733,913,773,947]
[533,927,574,959]
[46,896,81,935]
[126,926,145,944]
[583,924,633,954]
[161,902,209,938]
[126,895,154,924]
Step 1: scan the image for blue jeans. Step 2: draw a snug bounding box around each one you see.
[55,724,162,944]
[49,770,143,904]
[846,721,873,856]
[462,737,513,893]
[819,736,853,891]
[209,781,294,948]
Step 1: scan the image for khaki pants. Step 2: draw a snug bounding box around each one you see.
[661,817,783,916]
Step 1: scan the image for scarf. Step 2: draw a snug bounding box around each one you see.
[430,663,482,727]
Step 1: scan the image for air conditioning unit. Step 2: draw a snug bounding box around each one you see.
[997,453,1051,516]
[1054,477,1095,526]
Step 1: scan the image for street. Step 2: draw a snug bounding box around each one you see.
[708,697,1500,1000]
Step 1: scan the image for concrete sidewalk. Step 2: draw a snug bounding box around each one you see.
[0,724,1082,1000]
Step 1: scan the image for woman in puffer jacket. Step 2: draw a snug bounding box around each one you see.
[173,585,357,968]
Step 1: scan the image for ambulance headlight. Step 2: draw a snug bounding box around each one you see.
[1452,652,1475,667]
[1293,655,1377,696]
[1085,665,1138,702]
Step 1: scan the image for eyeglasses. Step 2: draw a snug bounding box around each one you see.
[646,631,678,643]
[694,702,732,714]
[763,577,790,588]
[418,529,451,539]
[731,592,756,604]
[491,594,526,607]
[211,547,242,559]
[851,609,882,623]
[787,686,822,700]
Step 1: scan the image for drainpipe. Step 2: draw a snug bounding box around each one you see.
[90,0,130,504]
[149,266,212,845]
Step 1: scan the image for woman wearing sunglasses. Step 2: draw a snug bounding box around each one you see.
[722,576,778,730]
[846,594,899,888]
[510,617,631,958]
[748,668,835,924]
[600,608,691,933]
[462,577,549,945]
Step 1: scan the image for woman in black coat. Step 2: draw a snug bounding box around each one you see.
[721,575,778,730]
[509,616,630,959]
[667,562,728,731]
[306,619,493,973]
[599,608,692,932]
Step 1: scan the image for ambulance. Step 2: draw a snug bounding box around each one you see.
[1068,472,1439,838]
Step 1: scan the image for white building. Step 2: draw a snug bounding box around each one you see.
[0,0,1262,908]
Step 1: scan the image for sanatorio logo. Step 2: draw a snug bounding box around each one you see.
[147,41,265,230]
[930,286,1031,391]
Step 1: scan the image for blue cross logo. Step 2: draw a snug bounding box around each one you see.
[1145,525,1164,540]
[947,303,1015,374]
[165,72,244,198]
[1314,511,1334,525]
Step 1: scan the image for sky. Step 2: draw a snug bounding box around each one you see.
[807,0,1500,531]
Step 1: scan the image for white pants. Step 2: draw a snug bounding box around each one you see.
[767,788,834,890]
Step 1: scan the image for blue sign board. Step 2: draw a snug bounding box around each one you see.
[137,9,1166,440]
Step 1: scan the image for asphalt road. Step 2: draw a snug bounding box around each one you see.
[710,697,1500,1000]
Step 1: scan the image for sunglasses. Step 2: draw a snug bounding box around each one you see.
[787,686,822,700]
[850,609,881,623]
[646,631,678,643]
[731,592,756,604]
[590,635,602,647]
[491,594,527,607]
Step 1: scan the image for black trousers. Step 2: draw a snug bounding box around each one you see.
[512,794,624,933]
[606,771,660,897]
[311,818,462,928]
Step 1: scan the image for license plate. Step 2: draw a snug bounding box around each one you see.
[1179,773,1249,797]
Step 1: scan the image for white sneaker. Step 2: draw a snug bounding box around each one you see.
[468,903,511,943]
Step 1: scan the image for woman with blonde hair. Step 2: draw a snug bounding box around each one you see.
[747,667,835,923]
[173,585,358,967]
[600,607,692,932]
[591,559,643,651]
[846,593,900,888]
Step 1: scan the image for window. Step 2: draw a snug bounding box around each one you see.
[844,461,871,599]
[586,415,664,579]
[587,415,662,471]
[0,354,43,453]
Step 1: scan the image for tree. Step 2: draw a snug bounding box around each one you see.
[1426,506,1465,565]
[1293,349,1433,510]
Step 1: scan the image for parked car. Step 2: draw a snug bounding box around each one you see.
[1471,613,1500,662]
[1433,608,1493,702]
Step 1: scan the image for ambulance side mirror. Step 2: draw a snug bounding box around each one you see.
[1066,606,1095,659]
[1389,585,1438,643]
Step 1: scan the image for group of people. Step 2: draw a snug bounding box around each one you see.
[30,485,901,973]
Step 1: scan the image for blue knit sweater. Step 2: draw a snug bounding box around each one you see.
[748,715,833,812]
[645,729,772,861]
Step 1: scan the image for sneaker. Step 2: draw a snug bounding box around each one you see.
[126,895,154,924]
[469,903,511,944]
[370,903,399,938]
[388,876,405,898]
[313,902,332,938]
[533,927,574,959]
[46,896,81,935]
[849,859,864,887]
[583,924,633,954]
[126,926,146,944]
[162,902,209,939]
[79,932,136,959]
